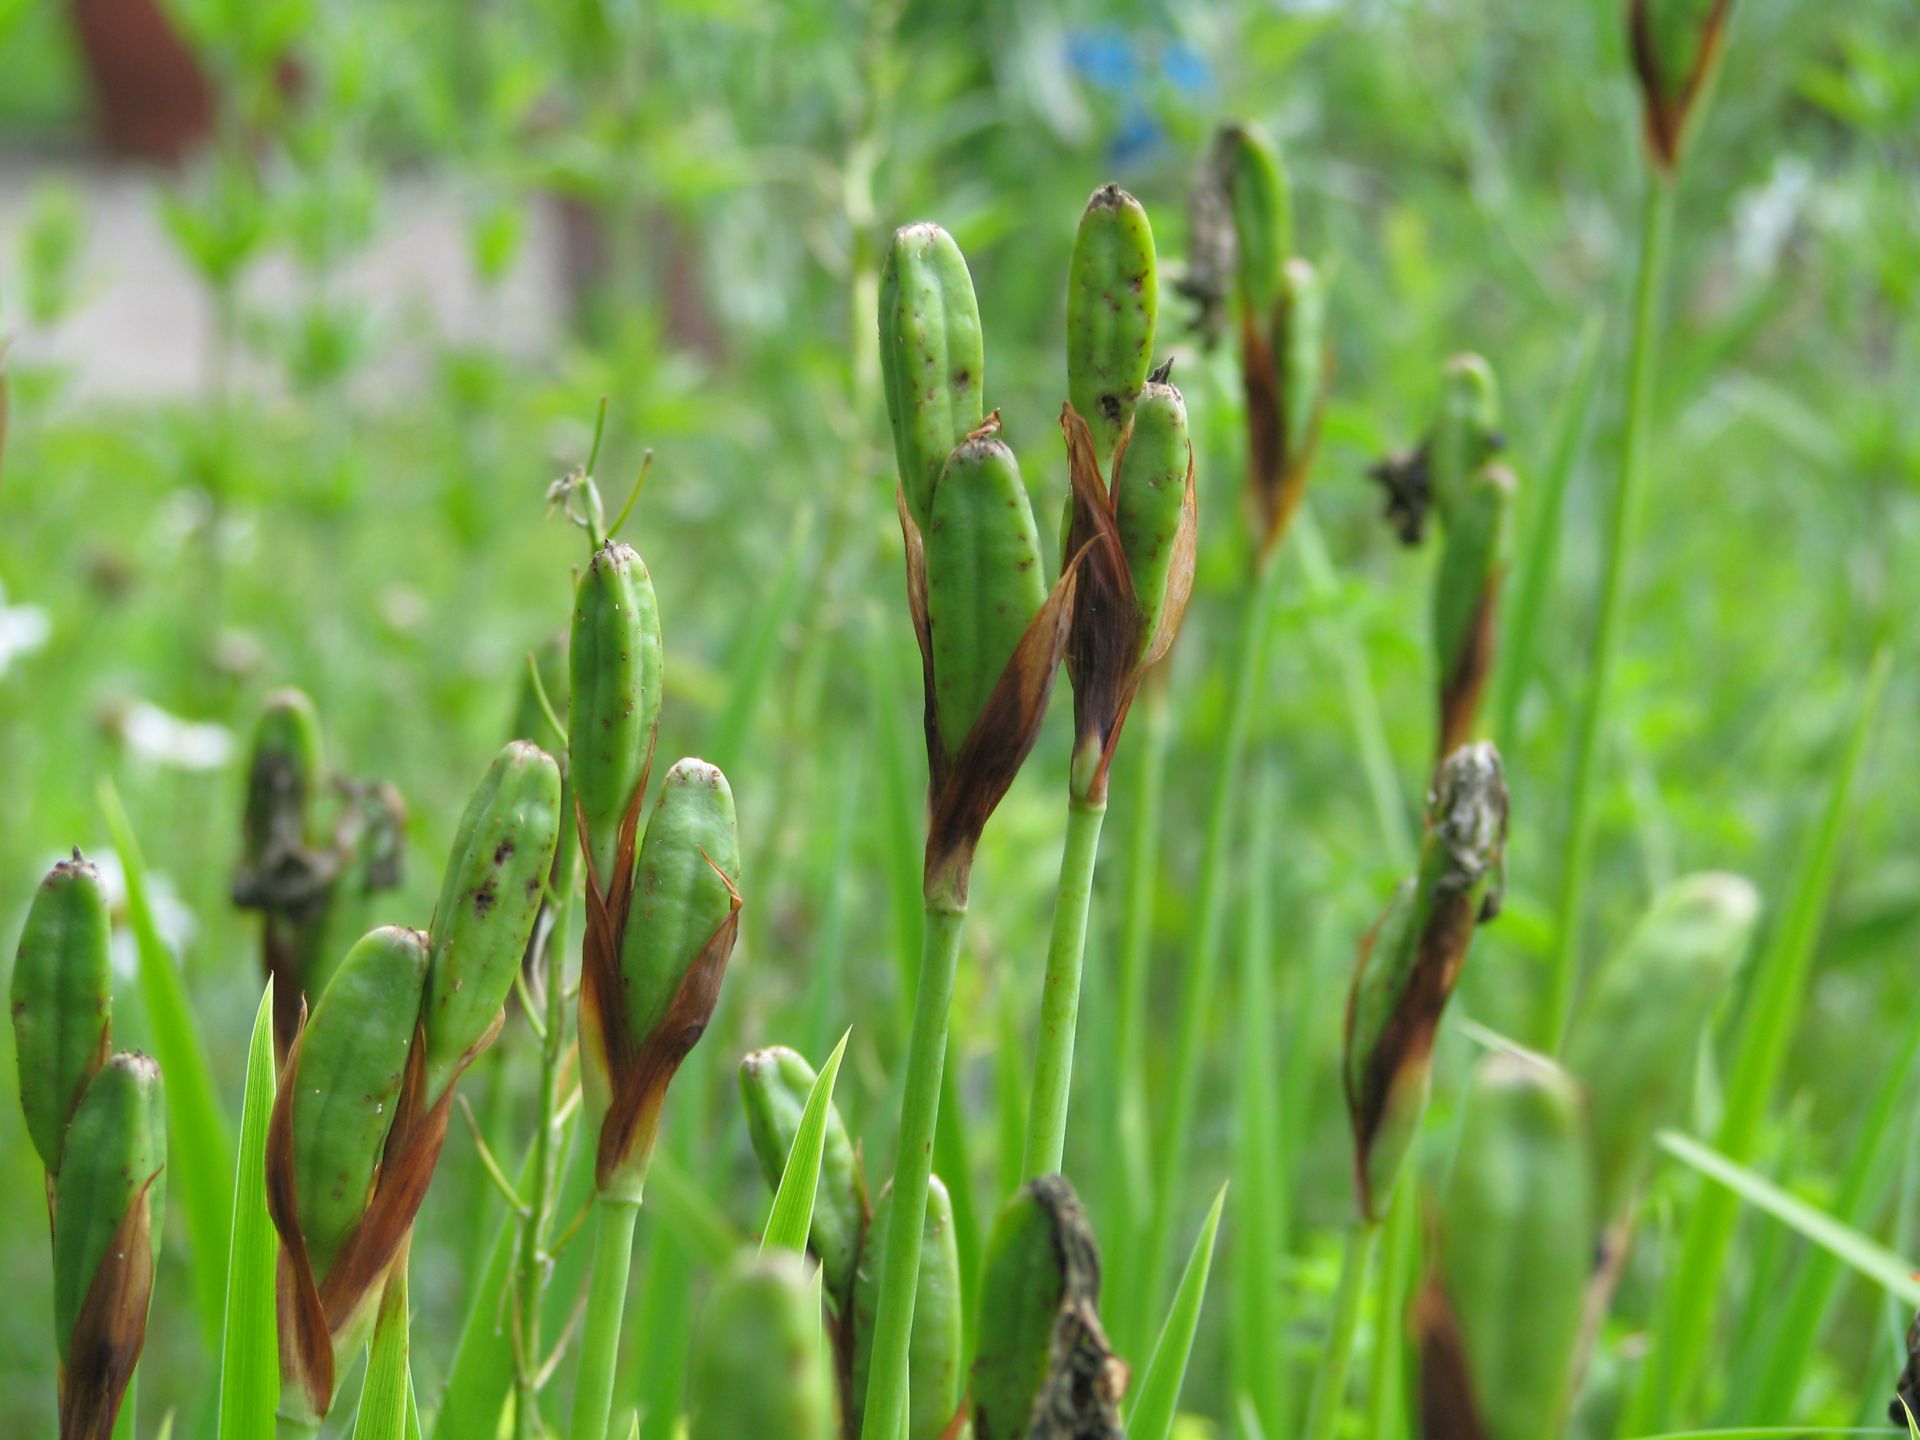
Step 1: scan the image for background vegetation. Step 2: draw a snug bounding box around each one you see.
[1,0,1916,1434]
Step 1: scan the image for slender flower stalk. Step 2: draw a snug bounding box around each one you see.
[1025,185,1194,1178]
[1544,0,1733,1052]
[864,222,1076,1440]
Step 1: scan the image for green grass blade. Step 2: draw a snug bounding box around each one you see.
[1232,775,1283,1436]
[762,1027,851,1255]
[1128,1182,1228,1440]
[705,506,816,771]
[1629,649,1891,1426]
[1490,311,1607,749]
[352,1260,414,1440]
[217,981,280,1440]
[1656,1130,1920,1308]
[99,774,235,1352]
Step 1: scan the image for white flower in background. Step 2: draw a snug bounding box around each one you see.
[107,696,235,770]
[0,580,51,678]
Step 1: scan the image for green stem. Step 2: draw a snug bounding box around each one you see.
[1022,797,1108,1177]
[1303,1223,1378,1440]
[860,901,969,1440]
[514,791,578,1440]
[567,1197,641,1440]
[1366,1177,1419,1440]
[1137,561,1276,1342]
[1541,173,1674,1054]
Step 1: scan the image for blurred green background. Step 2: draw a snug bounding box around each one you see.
[0,0,1916,1434]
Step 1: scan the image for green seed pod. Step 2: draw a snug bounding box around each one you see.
[1567,872,1759,1219]
[241,688,326,864]
[1343,743,1508,1221]
[1276,257,1327,483]
[1066,185,1157,468]
[420,741,563,1105]
[12,854,113,1177]
[1219,123,1290,316]
[880,223,985,527]
[854,1176,962,1440]
[925,429,1050,757]
[511,630,569,746]
[587,757,742,1201]
[1428,353,1503,528]
[1113,376,1194,664]
[53,1051,166,1364]
[739,1045,864,1306]
[688,1250,838,1440]
[1629,0,1734,170]
[1433,464,1515,758]
[1425,1054,1592,1440]
[569,541,663,889]
[291,926,429,1280]
[970,1174,1124,1440]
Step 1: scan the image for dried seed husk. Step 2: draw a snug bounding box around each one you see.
[569,540,663,891]
[853,1176,963,1440]
[688,1250,839,1440]
[970,1174,1125,1440]
[583,757,741,1202]
[420,740,563,1105]
[926,426,1051,760]
[1419,1053,1592,1440]
[740,1045,866,1309]
[1567,871,1759,1219]
[12,853,113,1178]
[1066,185,1157,470]
[290,926,429,1281]
[1432,463,1514,758]
[1343,743,1508,1221]
[53,1052,163,1440]
[881,223,986,529]
[1628,0,1735,170]
[301,778,409,1005]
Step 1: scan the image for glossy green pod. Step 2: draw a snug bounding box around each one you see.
[687,1250,838,1440]
[1066,185,1157,468]
[740,1045,863,1305]
[292,926,429,1279]
[617,758,741,1047]
[924,431,1050,755]
[853,1176,962,1440]
[569,541,663,888]
[1428,354,1502,527]
[1433,463,1515,753]
[1436,1054,1592,1440]
[1221,123,1290,315]
[1568,872,1758,1218]
[880,223,985,527]
[1112,378,1192,661]
[12,854,113,1176]
[420,741,563,1104]
[241,688,326,864]
[1276,257,1327,476]
[52,1051,166,1362]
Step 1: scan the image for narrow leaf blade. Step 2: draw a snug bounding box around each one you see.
[353,1260,414,1440]
[1127,1182,1228,1440]
[761,1028,851,1256]
[217,981,280,1439]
